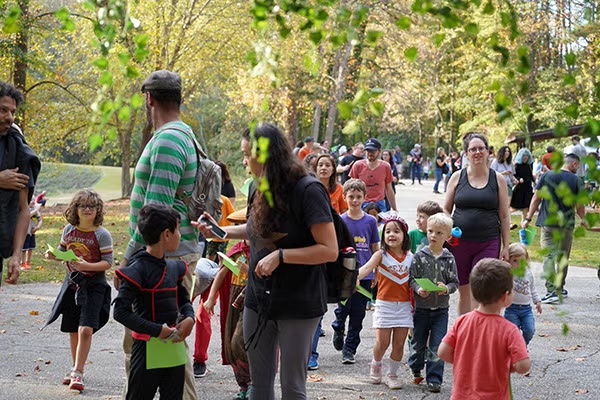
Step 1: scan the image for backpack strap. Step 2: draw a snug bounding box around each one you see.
[165,126,211,205]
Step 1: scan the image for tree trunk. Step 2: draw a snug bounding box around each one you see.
[14,0,29,127]
[120,108,141,197]
[311,103,322,140]
[325,43,352,145]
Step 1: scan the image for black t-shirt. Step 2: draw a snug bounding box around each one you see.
[221,180,236,199]
[245,178,332,320]
[340,154,363,183]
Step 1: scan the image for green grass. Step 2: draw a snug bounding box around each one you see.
[509,215,600,268]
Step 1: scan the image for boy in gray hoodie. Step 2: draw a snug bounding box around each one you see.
[408,213,459,393]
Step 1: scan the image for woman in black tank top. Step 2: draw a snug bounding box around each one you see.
[443,134,512,315]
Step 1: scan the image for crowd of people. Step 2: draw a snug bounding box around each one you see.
[2,71,598,400]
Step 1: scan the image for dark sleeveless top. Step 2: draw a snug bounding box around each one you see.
[452,168,500,242]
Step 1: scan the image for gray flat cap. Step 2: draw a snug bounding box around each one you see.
[141,70,182,92]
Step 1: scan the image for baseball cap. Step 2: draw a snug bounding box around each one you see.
[365,138,382,151]
[338,145,348,155]
[304,136,315,143]
[141,70,182,92]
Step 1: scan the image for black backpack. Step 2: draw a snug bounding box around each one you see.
[293,176,357,303]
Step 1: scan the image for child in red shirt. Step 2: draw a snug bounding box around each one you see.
[438,258,530,400]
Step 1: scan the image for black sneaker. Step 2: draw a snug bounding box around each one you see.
[332,330,344,351]
[561,288,568,298]
[427,382,441,393]
[541,292,559,304]
[193,362,207,378]
[342,351,355,364]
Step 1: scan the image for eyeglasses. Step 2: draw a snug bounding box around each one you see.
[467,147,487,154]
[78,204,96,210]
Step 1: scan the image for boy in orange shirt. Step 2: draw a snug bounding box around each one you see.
[438,258,530,400]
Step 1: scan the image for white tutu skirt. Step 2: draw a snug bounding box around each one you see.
[372,300,413,329]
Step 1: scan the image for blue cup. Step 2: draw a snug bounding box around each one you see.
[519,229,528,246]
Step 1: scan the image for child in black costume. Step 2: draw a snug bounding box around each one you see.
[113,205,195,400]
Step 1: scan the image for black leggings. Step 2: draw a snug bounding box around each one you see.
[127,339,185,400]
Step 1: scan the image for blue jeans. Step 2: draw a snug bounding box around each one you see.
[362,200,387,213]
[408,308,449,385]
[433,168,444,192]
[310,318,322,362]
[412,164,422,183]
[504,304,535,345]
[541,226,574,293]
[331,279,371,355]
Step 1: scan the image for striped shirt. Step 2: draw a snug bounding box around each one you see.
[124,121,202,259]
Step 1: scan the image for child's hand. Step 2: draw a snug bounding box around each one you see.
[535,302,542,314]
[159,325,175,340]
[203,298,215,315]
[417,288,430,298]
[70,259,85,271]
[436,282,449,295]
[44,250,57,261]
[174,317,194,342]
[237,261,249,274]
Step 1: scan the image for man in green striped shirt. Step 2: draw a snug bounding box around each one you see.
[120,70,201,400]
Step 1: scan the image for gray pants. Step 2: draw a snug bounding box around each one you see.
[243,307,320,400]
[121,252,201,400]
[541,226,574,293]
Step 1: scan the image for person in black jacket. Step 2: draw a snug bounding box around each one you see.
[0,82,40,285]
[114,205,195,400]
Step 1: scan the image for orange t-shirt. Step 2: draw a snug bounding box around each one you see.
[298,147,311,161]
[443,310,529,400]
[541,152,553,169]
[213,195,235,243]
[376,250,412,302]
[329,184,348,214]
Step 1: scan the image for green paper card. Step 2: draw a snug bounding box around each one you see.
[217,252,240,276]
[146,337,187,370]
[47,244,79,262]
[240,178,253,198]
[415,278,445,292]
[355,284,374,301]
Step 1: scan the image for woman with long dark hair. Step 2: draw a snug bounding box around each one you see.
[197,123,337,400]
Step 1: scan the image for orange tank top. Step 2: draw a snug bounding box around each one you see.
[376,250,413,302]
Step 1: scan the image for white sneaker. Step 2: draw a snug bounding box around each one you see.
[385,374,402,389]
[369,362,382,384]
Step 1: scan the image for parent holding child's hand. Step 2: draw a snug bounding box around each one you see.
[444,133,511,315]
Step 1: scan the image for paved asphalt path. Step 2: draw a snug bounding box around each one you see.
[1,179,599,400]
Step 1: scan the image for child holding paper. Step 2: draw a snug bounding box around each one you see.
[113,204,195,400]
[42,189,113,392]
[357,211,413,389]
[408,213,459,393]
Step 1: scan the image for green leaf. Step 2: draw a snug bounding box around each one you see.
[500,12,512,27]
[337,102,353,120]
[369,87,384,96]
[3,5,21,34]
[563,74,576,85]
[309,30,323,45]
[126,66,140,79]
[303,55,320,76]
[562,323,569,336]
[98,71,113,86]
[342,119,360,134]
[89,134,103,152]
[118,105,131,122]
[366,30,384,44]
[130,93,144,109]
[368,102,384,117]
[564,104,579,119]
[92,58,109,70]
[404,47,418,62]
[554,122,568,137]
[432,33,446,47]
[464,23,479,35]
[573,226,586,239]
[565,52,576,66]
[396,16,411,30]
[482,0,495,14]
[118,53,131,66]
